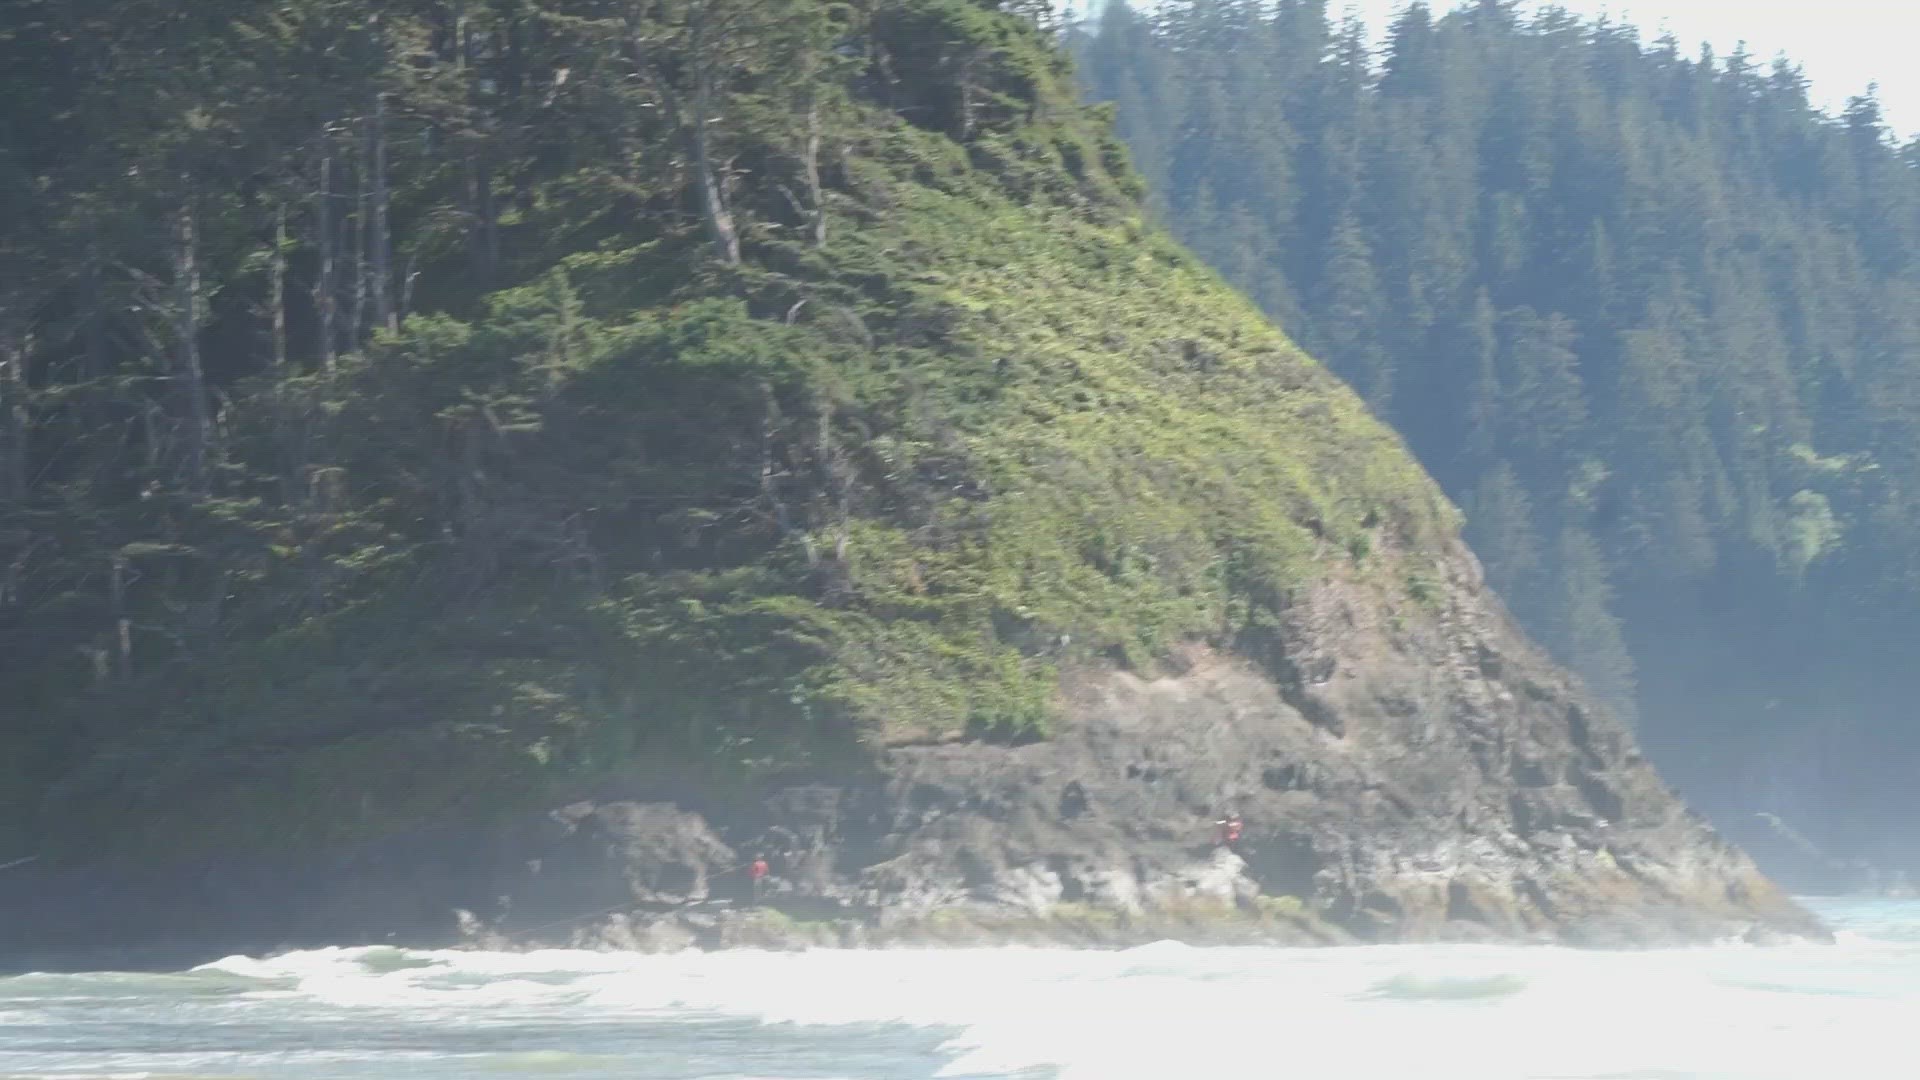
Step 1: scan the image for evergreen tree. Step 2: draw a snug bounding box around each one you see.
[1464,463,1540,620]
[1550,526,1637,726]
[1076,0,1920,822]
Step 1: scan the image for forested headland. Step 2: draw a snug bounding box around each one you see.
[1078,0,1920,861]
[0,0,1453,860]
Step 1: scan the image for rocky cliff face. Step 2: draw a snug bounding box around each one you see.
[468,535,1813,952]
[0,535,1817,971]
[0,1,1818,968]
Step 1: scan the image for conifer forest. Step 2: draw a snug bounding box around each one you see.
[1078,0,1920,854]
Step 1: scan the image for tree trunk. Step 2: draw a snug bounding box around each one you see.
[314,136,337,369]
[629,10,739,265]
[173,201,214,499]
[461,0,499,285]
[816,401,851,563]
[759,382,800,549]
[468,156,499,282]
[956,54,979,141]
[271,202,289,368]
[370,91,397,334]
[109,554,132,680]
[0,327,26,504]
[802,92,827,248]
[141,402,163,471]
[0,537,26,611]
[82,258,108,380]
[688,21,742,266]
[350,150,369,347]
[400,249,421,322]
[470,158,491,276]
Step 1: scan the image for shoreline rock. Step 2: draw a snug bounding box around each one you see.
[0,541,1827,972]
[462,890,1830,959]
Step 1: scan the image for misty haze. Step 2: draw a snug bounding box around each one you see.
[2,1,1917,1077]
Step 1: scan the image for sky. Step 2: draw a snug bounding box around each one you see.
[1445,0,1917,136]
[1071,0,1920,138]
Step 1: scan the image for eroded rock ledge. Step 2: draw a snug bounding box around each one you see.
[0,543,1821,972]
[455,543,1822,953]
[461,541,1820,951]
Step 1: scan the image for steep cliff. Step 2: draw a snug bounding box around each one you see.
[1074,1,1920,876]
[465,531,1814,952]
[0,0,1811,958]
[1,533,1816,970]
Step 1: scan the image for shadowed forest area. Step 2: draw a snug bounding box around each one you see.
[0,0,1450,861]
[7,0,1918,888]
[1076,0,1920,866]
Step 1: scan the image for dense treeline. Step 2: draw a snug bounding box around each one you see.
[0,0,1080,851]
[0,0,1443,858]
[1077,0,1920,837]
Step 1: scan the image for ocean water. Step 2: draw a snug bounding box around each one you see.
[0,897,1912,1080]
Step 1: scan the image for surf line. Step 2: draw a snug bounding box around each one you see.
[0,855,37,871]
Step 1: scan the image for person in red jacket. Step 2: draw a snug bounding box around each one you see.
[748,855,770,902]
[1215,813,1244,847]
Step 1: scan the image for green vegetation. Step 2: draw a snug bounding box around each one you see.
[0,0,1447,859]
[1077,0,1920,823]
[1253,893,1306,919]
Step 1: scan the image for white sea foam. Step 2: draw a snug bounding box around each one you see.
[2,898,1913,1079]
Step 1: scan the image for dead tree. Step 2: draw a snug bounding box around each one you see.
[313,126,338,368]
[172,200,215,498]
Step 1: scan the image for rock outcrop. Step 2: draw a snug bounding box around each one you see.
[463,536,1814,952]
[0,537,1819,972]
[0,1,1820,971]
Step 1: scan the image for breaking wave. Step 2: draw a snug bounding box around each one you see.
[0,898,1912,1079]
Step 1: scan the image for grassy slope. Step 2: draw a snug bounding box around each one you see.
[35,3,1452,861]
